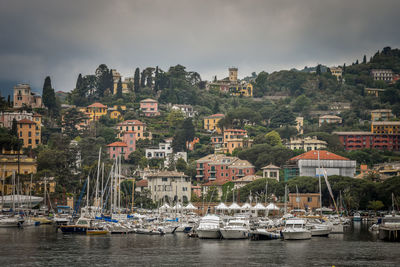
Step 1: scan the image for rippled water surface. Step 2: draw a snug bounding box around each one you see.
[0,222,399,266]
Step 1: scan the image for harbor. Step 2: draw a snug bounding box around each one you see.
[0,221,399,266]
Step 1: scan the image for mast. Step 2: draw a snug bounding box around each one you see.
[12,172,15,212]
[265,180,268,206]
[284,184,287,214]
[101,162,104,213]
[86,175,89,217]
[29,173,32,210]
[118,155,121,213]
[95,147,101,211]
[318,150,322,216]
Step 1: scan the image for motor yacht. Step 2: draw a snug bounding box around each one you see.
[282,218,311,240]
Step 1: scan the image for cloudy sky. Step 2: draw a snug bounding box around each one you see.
[0,0,399,94]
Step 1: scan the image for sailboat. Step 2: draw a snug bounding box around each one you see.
[0,172,25,228]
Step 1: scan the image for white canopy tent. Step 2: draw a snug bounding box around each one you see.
[215,202,228,210]
[184,203,196,210]
[159,203,171,211]
[252,203,266,210]
[241,203,252,210]
[228,202,242,210]
[266,203,279,211]
[172,203,183,210]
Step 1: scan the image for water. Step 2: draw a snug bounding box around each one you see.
[0,222,399,266]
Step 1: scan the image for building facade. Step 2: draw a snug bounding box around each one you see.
[204,113,224,133]
[121,131,136,155]
[145,139,187,167]
[261,164,281,181]
[334,131,400,151]
[288,193,320,211]
[371,69,393,82]
[147,171,191,204]
[372,121,400,134]
[82,102,108,121]
[140,98,160,117]
[285,136,327,151]
[171,104,197,118]
[196,154,255,183]
[18,118,41,148]
[330,67,343,81]
[13,84,43,109]
[365,88,386,97]
[371,109,394,121]
[116,119,151,140]
[319,115,342,126]
[223,128,251,154]
[106,142,129,160]
[0,155,37,177]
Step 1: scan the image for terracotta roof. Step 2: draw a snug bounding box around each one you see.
[202,180,229,186]
[289,150,349,161]
[205,113,225,118]
[140,98,157,102]
[147,171,187,178]
[261,164,280,169]
[136,179,148,187]
[106,142,127,147]
[88,102,107,108]
[118,120,145,126]
[319,115,341,119]
[224,129,247,133]
[232,175,262,183]
[17,119,35,124]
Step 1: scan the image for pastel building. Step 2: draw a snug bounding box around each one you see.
[319,115,342,127]
[371,69,393,82]
[371,109,394,121]
[372,121,400,134]
[196,154,255,183]
[147,171,191,203]
[285,136,327,151]
[18,118,41,148]
[261,164,281,181]
[140,98,160,117]
[334,131,400,151]
[121,131,136,155]
[330,67,343,81]
[116,119,151,140]
[106,142,129,160]
[204,113,225,134]
[13,84,43,109]
[223,128,252,154]
[82,103,108,121]
[0,111,40,128]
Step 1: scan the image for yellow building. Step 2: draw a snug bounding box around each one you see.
[372,121,400,134]
[330,67,342,81]
[371,109,394,121]
[18,118,41,148]
[230,83,253,97]
[0,155,37,178]
[204,114,225,134]
[365,88,386,97]
[82,102,108,121]
[223,128,252,154]
[109,110,123,120]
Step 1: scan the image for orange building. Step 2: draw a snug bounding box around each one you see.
[223,129,252,154]
[17,118,41,148]
[116,119,152,140]
[288,193,320,211]
[81,102,108,121]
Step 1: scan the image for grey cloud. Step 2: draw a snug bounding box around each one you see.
[0,0,399,93]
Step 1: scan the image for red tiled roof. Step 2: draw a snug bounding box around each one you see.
[208,113,225,118]
[106,142,127,147]
[136,179,148,187]
[88,102,107,108]
[202,180,230,186]
[118,120,145,126]
[224,129,246,133]
[289,150,349,161]
[140,98,157,102]
[18,119,35,124]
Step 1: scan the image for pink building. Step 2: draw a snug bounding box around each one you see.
[140,98,160,117]
[121,131,136,155]
[107,142,128,160]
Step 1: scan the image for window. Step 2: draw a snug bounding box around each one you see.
[296,197,300,203]
[20,132,22,137]
[28,139,32,144]
[162,177,168,182]
[35,139,39,144]
[307,197,312,202]
[28,131,31,137]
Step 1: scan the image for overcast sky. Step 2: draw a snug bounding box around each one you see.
[1,0,400,94]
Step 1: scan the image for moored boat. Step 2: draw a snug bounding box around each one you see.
[197,214,222,239]
[282,218,311,240]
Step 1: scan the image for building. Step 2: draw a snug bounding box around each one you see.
[223,128,252,154]
[135,179,148,192]
[109,110,123,120]
[371,69,393,82]
[116,119,151,140]
[229,82,253,97]
[0,155,37,177]
[0,111,37,128]
[140,98,160,117]
[295,117,304,134]
[121,131,136,156]
[111,69,130,95]
[196,154,255,183]
[372,121,400,134]
[201,180,228,199]
[365,88,386,97]
[13,84,43,109]
[334,131,400,151]
[106,142,129,160]
[171,104,197,118]
[371,109,394,121]
[204,113,225,134]
[146,171,191,203]
[330,67,342,81]
[186,137,200,151]
[329,102,351,113]
[229,67,238,83]
[82,102,108,121]
[17,118,41,148]
[285,136,327,151]
[261,164,281,181]
[191,185,201,198]
[319,115,342,127]
[284,150,356,181]
[288,193,320,211]
[145,139,187,167]
[211,135,224,153]
[232,175,262,190]
[208,68,253,97]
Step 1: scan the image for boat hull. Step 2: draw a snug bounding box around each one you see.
[311,228,331,237]
[220,229,249,239]
[197,229,221,239]
[282,230,311,240]
[60,225,90,234]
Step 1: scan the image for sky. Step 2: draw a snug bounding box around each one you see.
[1,0,400,95]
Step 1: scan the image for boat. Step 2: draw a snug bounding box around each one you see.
[378,214,400,241]
[249,228,281,240]
[86,229,109,235]
[353,212,362,221]
[306,220,332,237]
[59,217,94,234]
[196,214,222,239]
[220,218,250,239]
[0,215,24,228]
[282,218,312,240]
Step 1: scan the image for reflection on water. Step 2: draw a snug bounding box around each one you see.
[0,223,399,266]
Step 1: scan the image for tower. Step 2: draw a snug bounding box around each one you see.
[229,67,238,83]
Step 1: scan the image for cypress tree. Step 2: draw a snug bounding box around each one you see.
[140,70,146,88]
[116,78,123,98]
[134,68,140,92]
[363,55,367,64]
[7,95,11,107]
[343,63,346,73]
[154,66,160,91]
[355,59,359,65]
[11,118,18,137]
[316,64,321,75]
[42,76,56,111]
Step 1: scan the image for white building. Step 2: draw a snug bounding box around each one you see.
[145,139,187,167]
[171,104,197,118]
[371,69,393,82]
[286,136,327,151]
[261,164,281,181]
[146,171,191,204]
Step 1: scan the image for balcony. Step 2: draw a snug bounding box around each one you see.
[195,174,204,178]
[196,167,204,170]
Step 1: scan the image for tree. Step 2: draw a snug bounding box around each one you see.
[167,109,185,128]
[293,94,311,114]
[363,55,367,64]
[140,70,146,88]
[367,200,384,213]
[176,158,187,172]
[182,118,195,144]
[42,76,56,112]
[316,64,321,75]
[95,64,112,97]
[11,118,18,137]
[62,108,86,138]
[116,78,123,98]
[264,131,282,146]
[134,67,140,92]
